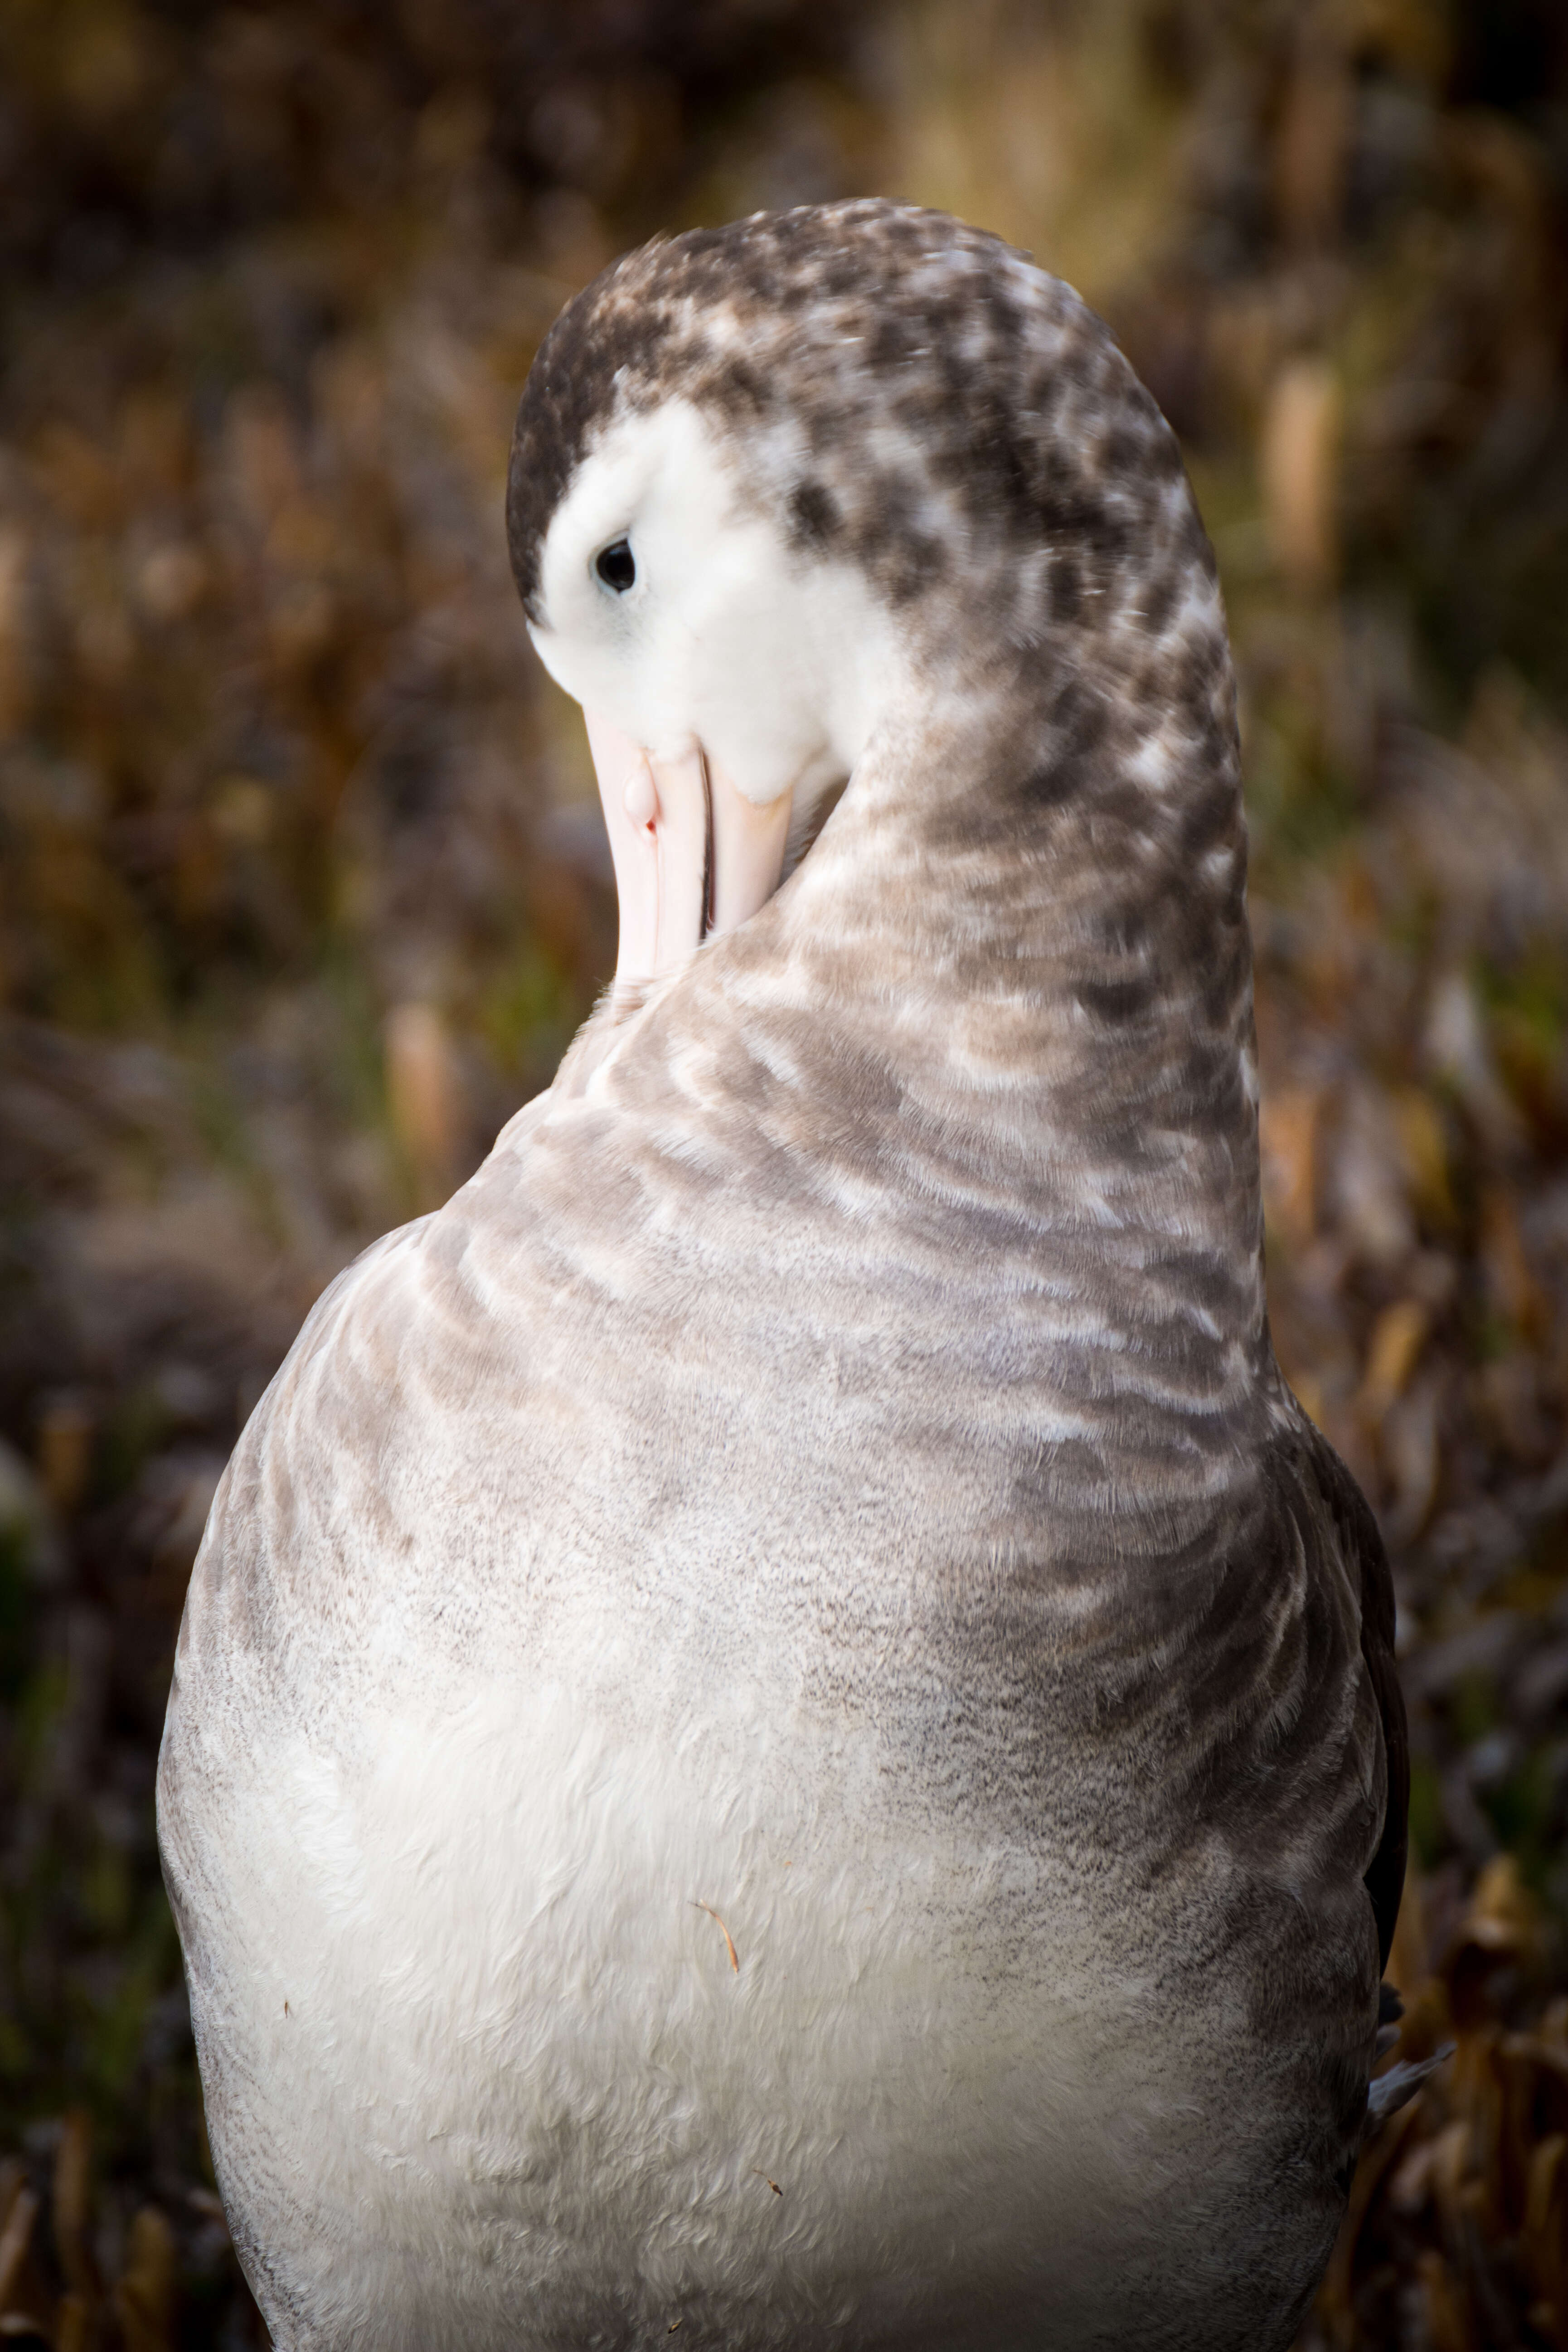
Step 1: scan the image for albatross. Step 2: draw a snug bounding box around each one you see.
[158,201,1409,2352]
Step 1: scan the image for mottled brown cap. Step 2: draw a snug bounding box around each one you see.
[506,199,1209,656]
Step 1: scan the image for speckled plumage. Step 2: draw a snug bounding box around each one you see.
[160,203,1406,2351]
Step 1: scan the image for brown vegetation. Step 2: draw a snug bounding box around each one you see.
[1,0,1564,2341]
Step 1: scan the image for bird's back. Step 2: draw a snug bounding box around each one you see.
[160,953,1389,2352]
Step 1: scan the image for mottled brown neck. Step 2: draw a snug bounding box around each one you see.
[768,641,1266,1359]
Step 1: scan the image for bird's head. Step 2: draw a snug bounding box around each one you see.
[508,201,1225,989]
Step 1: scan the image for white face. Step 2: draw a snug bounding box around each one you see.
[524,399,903,990]
[528,397,899,810]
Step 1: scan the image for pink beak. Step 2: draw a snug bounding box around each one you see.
[584,715,792,987]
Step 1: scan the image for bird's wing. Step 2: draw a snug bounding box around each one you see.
[1300,1423,1408,1973]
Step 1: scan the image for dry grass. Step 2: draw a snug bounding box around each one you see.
[1301,1862,1568,2352]
[0,0,1564,2341]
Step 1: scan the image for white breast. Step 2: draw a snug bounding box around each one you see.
[170,1600,1250,2352]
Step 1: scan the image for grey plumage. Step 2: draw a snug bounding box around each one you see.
[159,202,1408,2351]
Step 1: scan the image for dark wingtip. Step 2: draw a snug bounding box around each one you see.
[1364,2042,1455,2138]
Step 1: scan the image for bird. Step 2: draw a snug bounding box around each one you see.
[158,200,1409,2352]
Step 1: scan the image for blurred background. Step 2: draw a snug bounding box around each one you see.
[0,0,1566,2342]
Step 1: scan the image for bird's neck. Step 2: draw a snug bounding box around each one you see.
[776,646,1267,1358]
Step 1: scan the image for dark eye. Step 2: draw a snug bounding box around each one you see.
[595,538,636,592]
